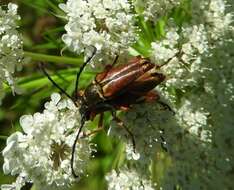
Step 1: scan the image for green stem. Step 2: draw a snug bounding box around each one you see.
[0,135,8,140]
[24,51,83,65]
[111,142,125,170]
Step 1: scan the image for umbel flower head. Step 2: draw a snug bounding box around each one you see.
[59,0,137,65]
[108,0,233,189]
[1,93,93,190]
[0,3,26,101]
[106,168,155,190]
[134,0,181,21]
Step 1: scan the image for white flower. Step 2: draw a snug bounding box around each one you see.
[0,3,26,102]
[106,169,155,190]
[125,144,140,160]
[205,0,233,39]
[1,93,93,190]
[134,0,181,21]
[151,28,179,65]
[1,173,28,190]
[151,0,232,90]
[59,0,137,65]
[182,25,209,56]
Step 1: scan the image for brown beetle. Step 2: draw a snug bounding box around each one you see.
[40,48,172,177]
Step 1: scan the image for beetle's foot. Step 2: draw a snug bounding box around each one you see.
[160,135,168,152]
[118,121,136,153]
[158,129,168,152]
[81,127,104,138]
[157,100,175,115]
[112,114,136,153]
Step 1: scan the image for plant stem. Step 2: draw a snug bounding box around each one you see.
[0,135,8,140]
[24,51,83,65]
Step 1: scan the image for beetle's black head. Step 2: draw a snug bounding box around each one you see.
[79,104,90,120]
[75,83,104,120]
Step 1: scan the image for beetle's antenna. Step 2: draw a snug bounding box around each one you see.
[158,51,190,71]
[111,54,119,67]
[71,115,86,178]
[39,62,74,101]
[75,46,97,101]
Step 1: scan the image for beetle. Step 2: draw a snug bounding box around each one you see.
[40,47,173,177]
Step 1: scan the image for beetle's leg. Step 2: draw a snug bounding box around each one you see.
[111,111,136,153]
[80,113,104,138]
[157,55,176,68]
[91,104,136,151]
[143,91,175,115]
[146,116,169,152]
[75,46,97,101]
[38,62,74,101]
[158,51,190,71]
[146,93,175,115]
[97,113,103,128]
[105,54,119,70]
[78,113,104,138]
[81,127,104,138]
[111,54,119,67]
[158,129,168,152]
[157,100,175,115]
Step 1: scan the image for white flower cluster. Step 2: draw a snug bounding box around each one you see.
[59,0,137,65]
[106,169,155,190]
[192,0,233,40]
[176,99,212,142]
[151,0,233,89]
[1,93,92,190]
[160,38,234,188]
[0,3,26,101]
[151,0,233,136]
[151,24,211,90]
[117,37,234,188]
[151,28,180,64]
[108,0,233,189]
[134,0,181,21]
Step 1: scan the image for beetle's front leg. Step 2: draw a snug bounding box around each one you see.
[81,113,104,138]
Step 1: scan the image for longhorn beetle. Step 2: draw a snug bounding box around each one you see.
[39,47,174,178]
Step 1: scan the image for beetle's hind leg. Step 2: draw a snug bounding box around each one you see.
[157,100,175,115]
[111,111,136,153]
[143,91,175,115]
[158,128,168,152]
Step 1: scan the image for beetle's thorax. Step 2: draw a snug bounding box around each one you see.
[82,82,105,107]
